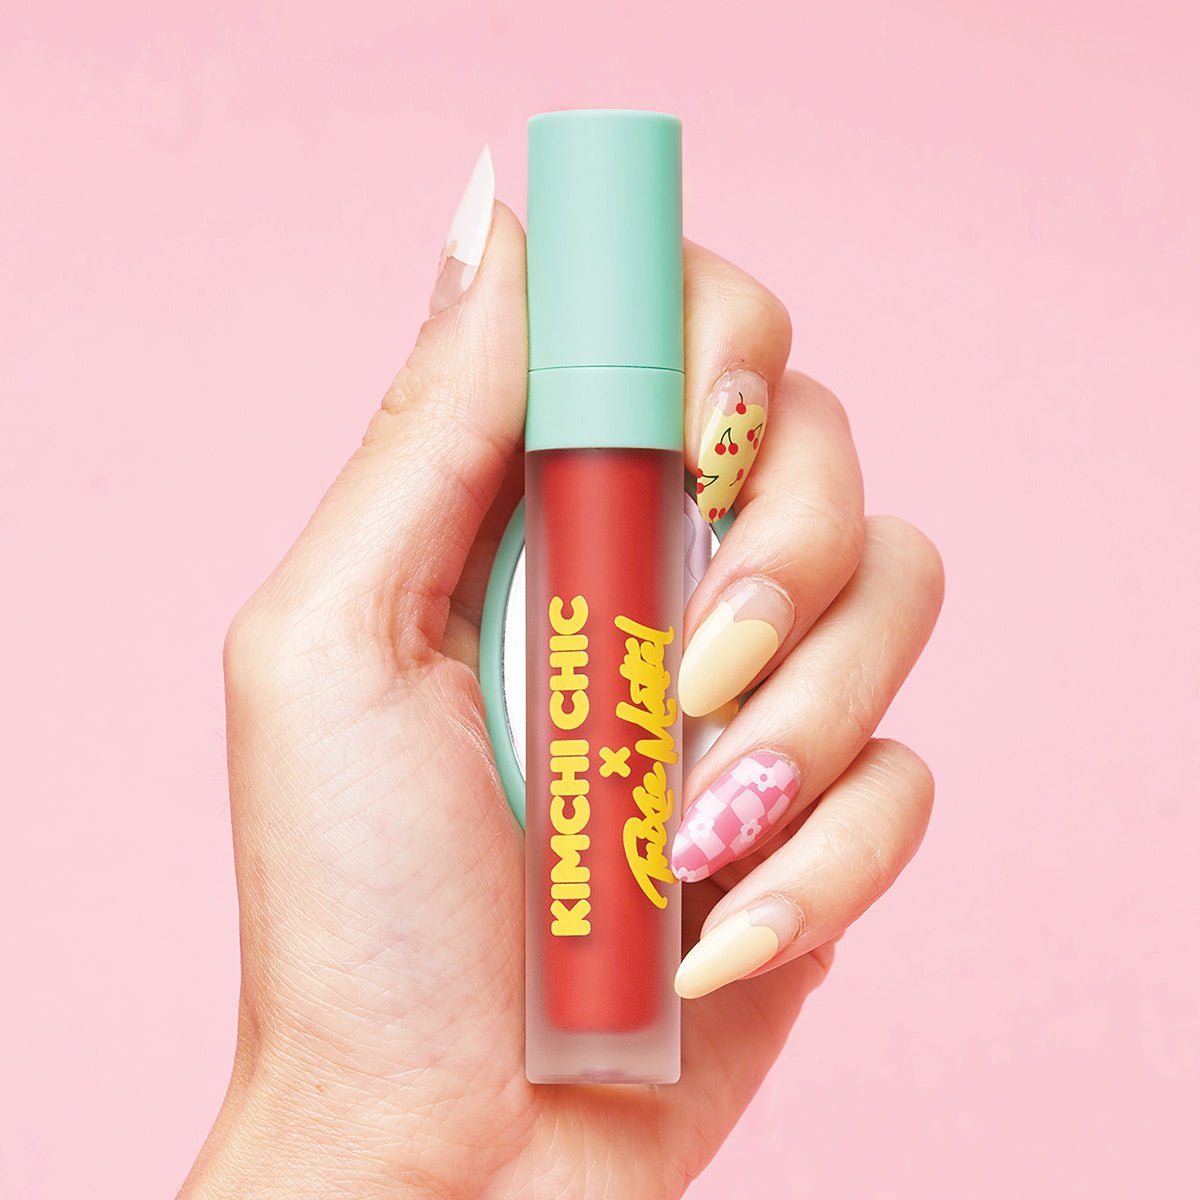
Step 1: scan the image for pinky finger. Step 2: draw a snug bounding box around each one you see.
[674,739,933,998]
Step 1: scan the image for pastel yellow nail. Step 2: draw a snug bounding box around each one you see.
[678,580,793,717]
[674,898,800,999]
[695,368,768,523]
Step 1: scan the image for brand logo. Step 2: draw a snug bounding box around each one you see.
[613,615,677,909]
[547,596,591,936]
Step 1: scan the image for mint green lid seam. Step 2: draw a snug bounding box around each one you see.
[525,365,683,452]
[529,366,685,372]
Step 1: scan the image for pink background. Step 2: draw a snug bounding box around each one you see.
[3,1,1197,1196]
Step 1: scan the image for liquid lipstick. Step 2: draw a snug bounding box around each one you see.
[524,110,684,1084]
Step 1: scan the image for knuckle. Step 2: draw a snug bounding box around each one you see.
[734,482,868,604]
[784,489,865,588]
[893,740,937,828]
[884,737,935,789]
[839,659,884,748]
[822,495,868,581]
[857,822,896,897]
[372,360,434,440]
[808,939,837,976]
[748,484,865,584]
[864,515,945,614]
[813,740,937,903]
[862,738,936,844]
[222,584,330,713]
[223,594,282,709]
[708,262,793,355]
[736,493,865,617]
[825,799,896,899]
[378,329,445,419]
[747,281,792,354]
[784,370,853,434]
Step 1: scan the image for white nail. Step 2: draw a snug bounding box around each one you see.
[443,144,494,270]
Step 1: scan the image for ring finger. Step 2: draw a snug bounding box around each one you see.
[674,737,935,998]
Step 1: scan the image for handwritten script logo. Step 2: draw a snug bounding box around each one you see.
[613,615,677,908]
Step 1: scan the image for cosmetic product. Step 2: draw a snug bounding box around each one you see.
[523,109,684,1083]
[480,490,730,1071]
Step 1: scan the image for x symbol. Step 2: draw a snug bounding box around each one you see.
[599,746,631,778]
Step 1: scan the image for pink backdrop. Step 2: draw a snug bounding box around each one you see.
[3,1,1196,1196]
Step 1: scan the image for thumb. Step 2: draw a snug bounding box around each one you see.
[257,148,528,665]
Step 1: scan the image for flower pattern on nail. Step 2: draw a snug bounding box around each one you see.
[731,755,792,793]
[670,751,799,882]
[734,819,762,848]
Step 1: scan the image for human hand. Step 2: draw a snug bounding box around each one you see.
[180,152,943,1199]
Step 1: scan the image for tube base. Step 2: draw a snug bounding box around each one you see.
[526,1002,681,1085]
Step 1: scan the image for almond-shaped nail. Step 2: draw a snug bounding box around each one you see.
[695,368,768,523]
[674,896,800,998]
[671,751,799,882]
[678,577,793,718]
[429,145,495,316]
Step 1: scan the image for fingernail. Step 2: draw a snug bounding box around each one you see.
[695,368,768,524]
[429,145,495,316]
[678,578,793,717]
[670,751,799,882]
[674,896,800,999]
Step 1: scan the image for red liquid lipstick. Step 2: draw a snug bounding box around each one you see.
[523,110,684,1083]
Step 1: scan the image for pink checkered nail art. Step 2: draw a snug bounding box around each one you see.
[670,752,799,882]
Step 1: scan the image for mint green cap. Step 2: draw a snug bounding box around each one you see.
[526,110,683,451]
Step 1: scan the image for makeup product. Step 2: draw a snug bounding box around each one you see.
[481,496,728,830]
[523,110,684,1083]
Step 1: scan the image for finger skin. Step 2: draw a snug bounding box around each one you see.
[679,371,867,716]
[228,201,529,678]
[676,515,944,883]
[681,238,792,469]
[707,738,934,977]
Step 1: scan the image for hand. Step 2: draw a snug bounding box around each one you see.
[180,163,942,1199]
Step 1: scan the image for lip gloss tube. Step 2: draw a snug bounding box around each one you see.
[524,110,684,1084]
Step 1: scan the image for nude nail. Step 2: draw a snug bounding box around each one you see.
[678,577,794,717]
[674,896,800,999]
[429,146,495,316]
